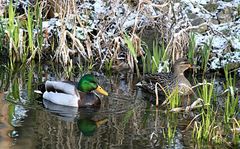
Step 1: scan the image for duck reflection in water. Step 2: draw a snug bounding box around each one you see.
[42,99,108,136]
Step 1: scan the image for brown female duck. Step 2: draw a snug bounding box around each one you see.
[138,58,193,95]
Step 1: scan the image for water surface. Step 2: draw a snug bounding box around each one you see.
[0,65,235,148]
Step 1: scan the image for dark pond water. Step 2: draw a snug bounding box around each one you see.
[0,63,236,148]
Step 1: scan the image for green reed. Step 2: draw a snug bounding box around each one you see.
[223,65,238,123]
[7,0,19,69]
[35,0,43,54]
[104,58,113,73]
[141,42,151,73]
[30,0,44,61]
[5,0,44,65]
[151,41,161,73]
[192,109,218,142]
[198,79,214,105]
[201,39,212,73]
[27,7,34,54]
[124,34,140,77]
[192,78,219,142]
[201,109,215,140]
[168,88,180,109]
[188,32,196,65]
[142,39,168,74]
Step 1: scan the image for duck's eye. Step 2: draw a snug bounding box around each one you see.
[90,80,97,84]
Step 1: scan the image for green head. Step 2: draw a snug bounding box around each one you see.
[78,74,98,92]
[78,74,109,96]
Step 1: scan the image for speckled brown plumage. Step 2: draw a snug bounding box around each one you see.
[138,58,193,96]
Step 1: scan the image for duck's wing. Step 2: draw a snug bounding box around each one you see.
[138,73,175,94]
[45,81,79,96]
[144,73,175,86]
[43,92,79,107]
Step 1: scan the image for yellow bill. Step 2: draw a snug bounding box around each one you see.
[95,86,109,96]
[188,64,192,68]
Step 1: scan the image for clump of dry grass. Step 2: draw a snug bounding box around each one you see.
[39,0,202,71]
[1,0,209,72]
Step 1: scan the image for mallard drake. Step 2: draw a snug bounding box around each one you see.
[137,58,193,96]
[37,74,108,107]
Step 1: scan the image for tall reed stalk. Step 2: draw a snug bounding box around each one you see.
[142,39,168,74]
[168,88,180,109]
[7,0,18,69]
[201,39,212,73]
[188,32,196,65]
[142,44,151,73]
[104,58,113,73]
[35,0,43,56]
[5,0,43,65]
[223,65,238,123]
[27,7,34,57]
[193,78,218,142]
[124,34,140,77]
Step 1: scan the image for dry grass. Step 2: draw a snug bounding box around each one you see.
[0,0,211,71]
[40,0,200,69]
